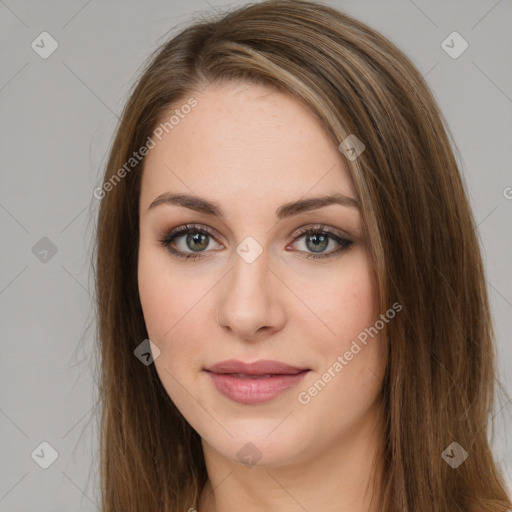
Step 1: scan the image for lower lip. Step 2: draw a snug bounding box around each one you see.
[205,370,310,405]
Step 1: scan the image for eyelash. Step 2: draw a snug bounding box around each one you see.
[158,223,353,261]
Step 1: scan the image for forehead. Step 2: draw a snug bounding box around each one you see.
[139,81,355,214]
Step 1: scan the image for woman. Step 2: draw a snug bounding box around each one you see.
[93,1,512,510]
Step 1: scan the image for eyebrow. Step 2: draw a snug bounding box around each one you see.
[147,192,359,219]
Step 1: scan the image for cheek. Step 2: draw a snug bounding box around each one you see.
[137,256,170,343]
[314,255,379,348]
[137,244,194,341]
[138,253,209,428]
[138,250,185,374]
[304,256,384,399]
[137,247,208,379]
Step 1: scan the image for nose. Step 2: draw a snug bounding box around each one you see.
[216,249,287,341]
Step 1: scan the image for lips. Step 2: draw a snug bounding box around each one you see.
[204,359,311,405]
[205,359,309,376]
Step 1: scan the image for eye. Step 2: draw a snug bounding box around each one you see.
[158,223,353,261]
[158,224,222,261]
[288,224,353,260]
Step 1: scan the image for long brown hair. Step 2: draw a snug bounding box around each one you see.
[92,1,512,510]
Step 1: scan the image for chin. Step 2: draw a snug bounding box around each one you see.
[201,428,309,469]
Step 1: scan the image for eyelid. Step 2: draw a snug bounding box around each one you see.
[291,223,351,241]
[162,222,351,242]
[162,223,223,248]
[158,222,353,261]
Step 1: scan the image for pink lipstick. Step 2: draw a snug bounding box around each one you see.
[204,359,310,405]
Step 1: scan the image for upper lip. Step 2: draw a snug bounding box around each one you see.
[205,359,309,375]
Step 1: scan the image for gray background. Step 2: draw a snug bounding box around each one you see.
[1,0,511,510]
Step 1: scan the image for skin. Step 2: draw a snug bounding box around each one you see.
[138,81,387,512]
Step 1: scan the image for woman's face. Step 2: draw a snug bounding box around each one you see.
[138,81,387,468]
